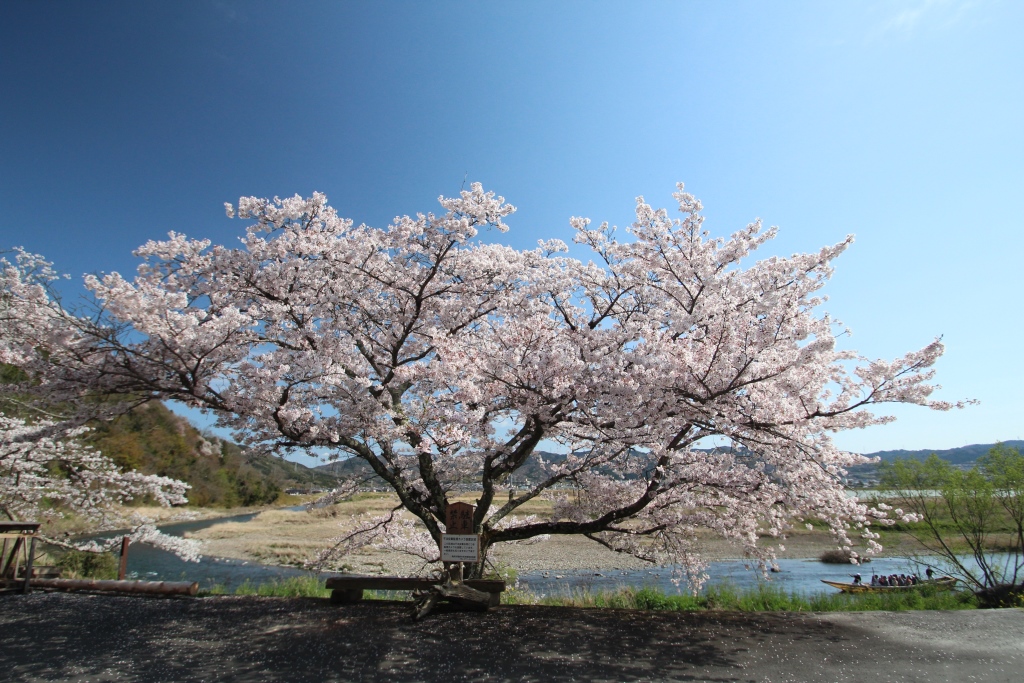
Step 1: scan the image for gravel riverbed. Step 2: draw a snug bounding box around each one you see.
[187,505,892,575]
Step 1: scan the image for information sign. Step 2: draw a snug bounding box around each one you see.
[446,502,475,535]
[441,534,480,562]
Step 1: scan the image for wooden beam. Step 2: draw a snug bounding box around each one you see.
[23,578,199,596]
[325,576,504,592]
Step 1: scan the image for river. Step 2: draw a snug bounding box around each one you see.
[98,509,953,596]
[94,509,317,591]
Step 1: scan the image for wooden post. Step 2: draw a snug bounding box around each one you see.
[118,537,130,581]
[23,537,36,594]
[2,537,24,579]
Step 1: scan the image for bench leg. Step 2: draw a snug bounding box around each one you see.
[330,588,364,604]
[487,591,501,607]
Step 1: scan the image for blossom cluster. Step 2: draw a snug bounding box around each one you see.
[0,413,198,560]
[1,183,961,577]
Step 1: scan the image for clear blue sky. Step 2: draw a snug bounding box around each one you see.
[2,1,1021,460]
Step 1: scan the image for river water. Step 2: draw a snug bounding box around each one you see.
[100,510,950,596]
[95,509,319,591]
[517,558,934,597]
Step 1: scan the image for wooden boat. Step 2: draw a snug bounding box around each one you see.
[821,576,957,593]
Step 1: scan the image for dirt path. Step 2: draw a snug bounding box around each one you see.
[1,593,1021,682]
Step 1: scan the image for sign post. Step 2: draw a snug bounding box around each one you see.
[442,502,479,581]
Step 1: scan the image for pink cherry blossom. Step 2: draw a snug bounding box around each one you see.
[1,184,962,580]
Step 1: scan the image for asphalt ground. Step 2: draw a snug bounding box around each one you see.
[1,593,1022,682]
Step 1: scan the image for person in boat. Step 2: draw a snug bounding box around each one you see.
[926,566,934,580]
[870,574,879,586]
[852,573,862,585]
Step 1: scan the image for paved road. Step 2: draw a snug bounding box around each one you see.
[1,593,1021,682]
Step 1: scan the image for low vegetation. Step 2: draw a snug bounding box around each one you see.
[199,576,980,611]
[201,576,331,597]
[512,583,979,612]
[818,549,867,564]
[54,549,119,580]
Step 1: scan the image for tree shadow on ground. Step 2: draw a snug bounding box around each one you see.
[0,593,993,683]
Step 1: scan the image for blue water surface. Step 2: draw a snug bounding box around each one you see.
[98,510,949,595]
[517,557,935,598]
[90,508,327,592]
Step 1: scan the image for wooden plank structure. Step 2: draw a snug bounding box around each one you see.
[325,575,506,607]
[28,578,199,596]
[2,521,195,597]
[0,521,40,594]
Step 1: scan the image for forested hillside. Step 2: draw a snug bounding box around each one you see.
[4,361,337,508]
[85,402,339,507]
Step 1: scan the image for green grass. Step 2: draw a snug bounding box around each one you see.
[507,582,979,612]
[198,575,979,612]
[200,576,424,600]
[201,575,331,598]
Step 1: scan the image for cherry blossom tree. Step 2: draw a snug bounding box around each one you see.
[0,251,198,560]
[0,413,198,560]
[1,184,960,580]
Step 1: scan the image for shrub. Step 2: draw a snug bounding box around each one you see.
[819,549,857,563]
[55,549,118,579]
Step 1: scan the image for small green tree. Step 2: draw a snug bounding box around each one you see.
[880,445,1024,593]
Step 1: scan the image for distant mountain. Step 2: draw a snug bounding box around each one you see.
[313,441,1024,488]
[860,441,1024,466]
[311,451,574,486]
[313,446,741,487]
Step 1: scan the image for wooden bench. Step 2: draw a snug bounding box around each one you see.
[325,576,506,606]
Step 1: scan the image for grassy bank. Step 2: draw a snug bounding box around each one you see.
[200,576,979,612]
[203,575,332,598]
[511,583,978,612]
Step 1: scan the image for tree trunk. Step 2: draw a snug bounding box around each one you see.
[463,540,491,580]
[410,578,492,620]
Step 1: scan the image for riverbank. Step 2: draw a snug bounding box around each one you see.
[1,593,1021,682]
[185,494,926,574]
[119,504,274,524]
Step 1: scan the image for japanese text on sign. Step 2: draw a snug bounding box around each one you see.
[441,534,480,562]
[446,502,475,535]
